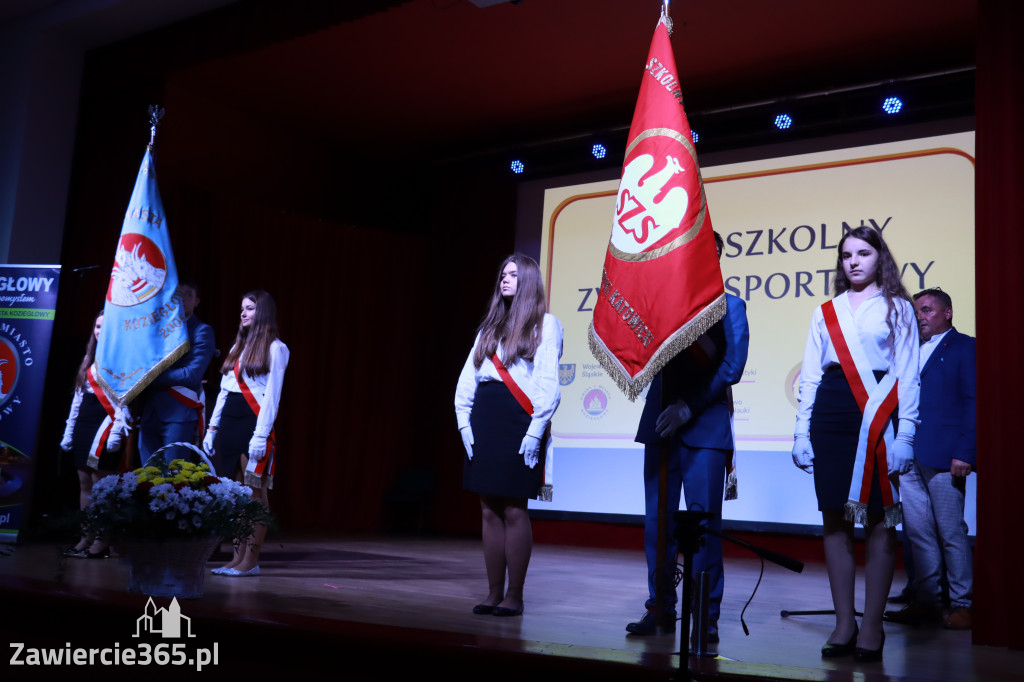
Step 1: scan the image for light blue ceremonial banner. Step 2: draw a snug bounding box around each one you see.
[95,148,188,405]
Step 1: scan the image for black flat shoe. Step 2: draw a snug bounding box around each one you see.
[821,624,859,658]
[472,604,496,615]
[62,546,88,558]
[85,548,111,559]
[492,605,524,617]
[854,631,885,662]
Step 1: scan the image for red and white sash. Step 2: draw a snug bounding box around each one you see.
[821,299,901,525]
[235,360,275,490]
[491,353,552,501]
[85,365,117,469]
[167,386,206,438]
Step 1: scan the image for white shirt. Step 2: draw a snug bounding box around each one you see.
[454,313,563,439]
[919,328,951,369]
[210,339,289,438]
[63,381,130,441]
[795,291,920,438]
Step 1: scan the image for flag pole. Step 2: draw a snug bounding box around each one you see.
[654,0,674,639]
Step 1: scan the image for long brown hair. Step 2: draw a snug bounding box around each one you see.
[221,290,280,376]
[473,255,547,369]
[73,311,104,391]
[833,226,912,338]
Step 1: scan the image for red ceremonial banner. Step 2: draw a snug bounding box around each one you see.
[588,14,726,401]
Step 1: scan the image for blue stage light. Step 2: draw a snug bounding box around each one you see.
[592,144,607,159]
[774,114,793,130]
[510,160,525,174]
[691,130,699,144]
[882,96,903,114]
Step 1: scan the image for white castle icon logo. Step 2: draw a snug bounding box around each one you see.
[133,597,195,638]
[612,152,690,254]
[109,241,166,307]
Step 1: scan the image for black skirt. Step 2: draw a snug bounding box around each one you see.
[212,392,256,479]
[463,382,544,499]
[809,367,892,515]
[71,392,120,472]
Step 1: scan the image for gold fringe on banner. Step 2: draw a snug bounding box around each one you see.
[588,293,727,402]
[96,339,189,408]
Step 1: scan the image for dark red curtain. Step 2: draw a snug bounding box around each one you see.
[973,0,1024,649]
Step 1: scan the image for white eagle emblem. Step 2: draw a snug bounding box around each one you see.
[108,239,166,307]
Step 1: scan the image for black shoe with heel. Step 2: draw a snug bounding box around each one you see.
[821,624,859,658]
[853,631,885,662]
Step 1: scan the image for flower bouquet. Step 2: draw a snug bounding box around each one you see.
[86,446,270,597]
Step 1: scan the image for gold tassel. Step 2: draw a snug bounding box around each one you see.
[883,502,902,528]
[537,485,553,502]
[725,469,738,501]
[844,500,869,526]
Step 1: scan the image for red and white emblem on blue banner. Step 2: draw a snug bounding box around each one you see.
[588,15,725,401]
[95,148,188,406]
[106,233,167,307]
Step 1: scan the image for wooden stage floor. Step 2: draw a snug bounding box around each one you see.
[1,536,1019,681]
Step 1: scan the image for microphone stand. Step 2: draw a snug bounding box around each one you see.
[673,510,804,681]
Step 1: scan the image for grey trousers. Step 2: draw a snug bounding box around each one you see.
[901,462,973,608]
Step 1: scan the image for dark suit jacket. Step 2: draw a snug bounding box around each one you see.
[635,294,749,450]
[915,326,976,469]
[140,315,216,424]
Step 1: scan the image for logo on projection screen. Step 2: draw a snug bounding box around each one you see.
[581,387,609,419]
[611,132,692,255]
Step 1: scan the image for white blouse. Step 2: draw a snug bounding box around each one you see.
[795,291,920,438]
[210,339,289,439]
[63,381,130,441]
[455,313,563,439]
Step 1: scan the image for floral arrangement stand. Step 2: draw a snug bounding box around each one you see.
[87,442,269,599]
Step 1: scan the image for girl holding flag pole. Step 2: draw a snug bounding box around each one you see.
[204,290,289,577]
[60,311,130,559]
[455,255,563,617]
[792,226,920,662]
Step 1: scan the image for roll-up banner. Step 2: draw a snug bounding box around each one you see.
[0,265,61,542]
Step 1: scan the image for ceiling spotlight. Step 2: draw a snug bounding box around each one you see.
[510,160,525,174]
[691,130,699,144]
[774,114,793,130]
[592,143,607,159]
[882,96,903,114]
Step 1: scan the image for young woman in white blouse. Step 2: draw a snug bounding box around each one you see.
[60,311,129,558]
[792,226,919,662]
[455,255,563,617]
[204,290,289,577]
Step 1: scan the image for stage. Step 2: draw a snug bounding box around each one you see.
[1,536,1017,680]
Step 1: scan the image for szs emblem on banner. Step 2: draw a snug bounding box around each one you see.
[588,14,725,401]
[95,146,188,406]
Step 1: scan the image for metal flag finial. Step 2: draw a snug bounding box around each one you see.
[147,105,166,150]
[661,0,673,36]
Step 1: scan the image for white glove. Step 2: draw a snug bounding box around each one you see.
[60,434,73,452]
[460,427,474,461]
[520,434,541,469]
[655,400,691,438]
[106,431,122,451]
[792,435,814,473]
[248,435,267,462]
[889,432,915,475]
[203,430,217,456]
